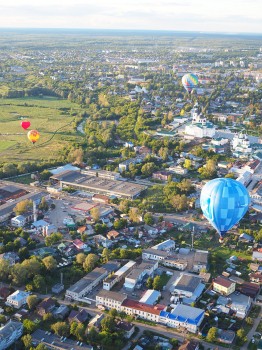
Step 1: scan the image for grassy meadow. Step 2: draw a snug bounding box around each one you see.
[0,97,85,163]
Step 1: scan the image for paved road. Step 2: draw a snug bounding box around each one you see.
[241,304,262,350]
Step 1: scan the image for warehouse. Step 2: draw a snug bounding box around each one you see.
[50,170,146,199]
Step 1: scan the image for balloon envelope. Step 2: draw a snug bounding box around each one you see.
[27,130,40,144]
[200,178,250,238]
[182,73,198,93]
[21,121,31,130]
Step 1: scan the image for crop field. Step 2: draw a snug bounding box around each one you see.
[0,97,85,163]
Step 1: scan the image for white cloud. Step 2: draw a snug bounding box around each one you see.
[0,0,261,33]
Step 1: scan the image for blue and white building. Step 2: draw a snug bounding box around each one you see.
[159,304,205,333]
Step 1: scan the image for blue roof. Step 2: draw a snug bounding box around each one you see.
[160,304,204,325]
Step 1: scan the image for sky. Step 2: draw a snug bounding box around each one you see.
[0,0,261,34]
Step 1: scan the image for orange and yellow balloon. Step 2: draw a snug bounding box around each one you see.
[27,130,40,144]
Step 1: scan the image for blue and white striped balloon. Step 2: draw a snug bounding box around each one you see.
[200,178,250,239]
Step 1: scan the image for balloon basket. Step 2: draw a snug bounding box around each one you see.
[219,238,224,243]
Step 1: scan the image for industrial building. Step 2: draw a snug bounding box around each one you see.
[50,170,146,199]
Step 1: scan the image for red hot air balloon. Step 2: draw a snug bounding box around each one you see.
[21,121,31,130]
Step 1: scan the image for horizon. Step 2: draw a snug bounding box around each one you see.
[0,27,261,36]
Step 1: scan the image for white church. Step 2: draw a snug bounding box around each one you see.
[185,103,216,138]
[232,132,252,158]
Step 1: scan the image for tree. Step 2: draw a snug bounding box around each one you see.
[236,328,247,343]
[90,207,100,222]
[22,258,42,278]
[42,256,57,271]
[14,199,33,215]
[35,344,49,350]
[198,159,217,179]
[45,232,63,246]
[76,253,86,265]
[39,197,48,211]
[144,212,154,225]
[33,274,45,291]
[0,259,11,281]
[119,311,127,320]
[146,277,153,289]
[141,162,157,177]
[245,317,253,325]
[108,308,118,319]
[101,248,110,263]
[128,207,141,223]
[11,264,28,285]
[119,200,130,213]
[183,159,192,170]
[88,326,99,343]
[206,327,217,342]
[101,316,115,332]
[170,194,188,212]
[51,322,69,336]
[152,275,162,291]
[70,321,78,336]
[83,254,99,272]
[23,319,38,333]
[75,323,85,341]
[26,295,38,310]
[22,334,32,349]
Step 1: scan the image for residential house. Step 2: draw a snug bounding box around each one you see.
[228,292,251,319]
[36,297,56,316]
[116,320,135,338]
[0,252,20,266]
[252,249,262,261]
[53,305,69,320]
[87,314,105,332]
[68,309,89,323]
[11,215,26,227]
[73,239,88,250]
[152,171,173,181]
[52,283,64,294]
[6,290,29,309]
[249,272,262,284]
[0,321,23,350]
[213,276,236,296]
[107,230,120,240]
[237,282,260,299]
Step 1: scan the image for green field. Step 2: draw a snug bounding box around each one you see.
[0,97,85,163]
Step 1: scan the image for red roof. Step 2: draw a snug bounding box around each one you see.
[122,299,165,315]
[73,239,85,248]
[213,276,234,288]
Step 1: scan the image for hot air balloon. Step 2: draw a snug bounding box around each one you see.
[200,178,250,242]
[182,73,198,93]
[27,130,40,144]
[21,120,31,130]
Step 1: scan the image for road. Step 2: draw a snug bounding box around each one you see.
[241,303,262,350]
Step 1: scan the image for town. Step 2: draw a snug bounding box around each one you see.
[0,29,261,350]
